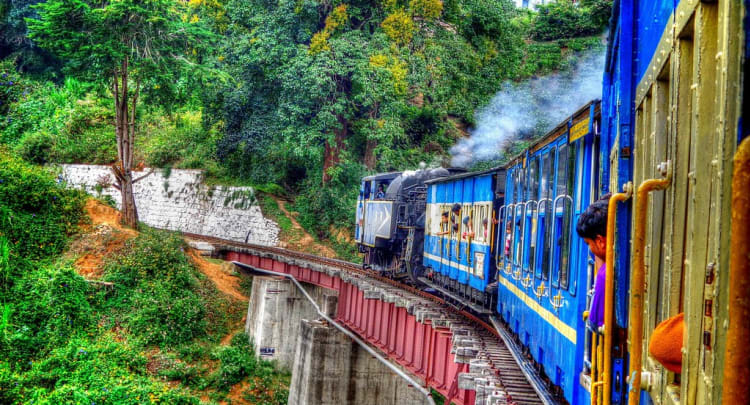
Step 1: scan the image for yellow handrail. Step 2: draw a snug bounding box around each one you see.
[599,185,632,405]
[722,137,750,404]
[591,332,600,405]
[629,175,671,405]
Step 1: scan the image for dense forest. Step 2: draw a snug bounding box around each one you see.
[0,0,611,402]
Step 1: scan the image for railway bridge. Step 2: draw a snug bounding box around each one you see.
[190,235,549,405]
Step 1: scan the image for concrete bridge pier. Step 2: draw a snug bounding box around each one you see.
[245,276,429,405]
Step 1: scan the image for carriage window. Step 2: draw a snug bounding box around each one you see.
[528,158,540,201]
[513,204,525,268]
[424,204,435,235]
[503,206,514,264]
[473,204,489,243]
[514,169,523,203]
[557,144,573,290]
[526,157,540,273]
[575,141,585,211]
[540,148,556,280]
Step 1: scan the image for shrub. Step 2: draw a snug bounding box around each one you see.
[10,335,201,404]
[102,229,213,346]
[15,131,53,164]
[531,0,602,41]
[211,333,257,390]
[0,152,86,263]
[3,266,93,364]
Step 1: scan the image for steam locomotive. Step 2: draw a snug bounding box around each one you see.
[356,0,749,404]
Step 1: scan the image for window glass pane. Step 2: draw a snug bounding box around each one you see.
[528,157,540,201]
[541,148,555,280]
[557,144,569,196]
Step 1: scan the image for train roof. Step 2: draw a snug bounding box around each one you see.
[424,166,504,185]
[362,171,402,181]
[504,100,601,168]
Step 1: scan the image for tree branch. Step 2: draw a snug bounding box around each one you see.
[133,168,155,183]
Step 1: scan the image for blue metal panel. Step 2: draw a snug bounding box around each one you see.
[635,0,676,81]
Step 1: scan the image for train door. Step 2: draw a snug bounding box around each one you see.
[535,147,556,292]
[449,180,462,282]
[356,181,366,243]
[498,170,515,279]
[549,141,575,312]
[441,182,454,277]
[459,177,474,287]
[491,170,506,284]
[511,166,526,285]
[524,157,540,285]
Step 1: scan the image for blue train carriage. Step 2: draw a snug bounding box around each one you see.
[596,1,749,405]
[494,100,602,404]
[421,168,506,312]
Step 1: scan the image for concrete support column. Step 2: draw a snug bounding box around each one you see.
[287,319,429,405]
[245,276,336,370]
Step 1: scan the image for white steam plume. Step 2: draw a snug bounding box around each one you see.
[450,47,606,167]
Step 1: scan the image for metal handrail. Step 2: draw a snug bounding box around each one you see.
[232,262,437,405]
[500,204,515,275]
[629,170,671,405]
[512,202,527,280]
[547,194,573,310]
[590,184,632,405]
[494,205,506,268]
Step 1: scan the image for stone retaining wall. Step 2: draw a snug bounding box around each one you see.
[60,164,279,246]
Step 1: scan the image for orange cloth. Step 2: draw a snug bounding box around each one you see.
[648,313,684,373]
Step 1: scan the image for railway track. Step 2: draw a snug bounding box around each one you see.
[183,232,554,405]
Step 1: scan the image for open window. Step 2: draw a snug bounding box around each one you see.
[538,148,556,280]
[525,157,540,274]
[551,144,573,290]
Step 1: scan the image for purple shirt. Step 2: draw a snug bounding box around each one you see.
[590,263,606,329]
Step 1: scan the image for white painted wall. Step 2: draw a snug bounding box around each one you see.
[514,0,552,9]
[60,164,280,246]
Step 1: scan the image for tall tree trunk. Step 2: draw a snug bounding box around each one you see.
[111,57,140,229]
[364,139,377,170]
[322,115,348,184]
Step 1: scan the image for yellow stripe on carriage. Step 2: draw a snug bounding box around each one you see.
[498,277,577,344]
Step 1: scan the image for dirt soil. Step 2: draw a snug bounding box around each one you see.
[68,200,138,278]
[188,250,248,302]
[275,198,337,258]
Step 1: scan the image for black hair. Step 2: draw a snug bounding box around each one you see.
[576,195,610,240]
[451,203,461,213]
[441,211,449,218]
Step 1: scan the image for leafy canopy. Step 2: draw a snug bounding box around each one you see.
[26,0,215,104]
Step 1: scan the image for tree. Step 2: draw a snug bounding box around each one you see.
[27,0,213,228]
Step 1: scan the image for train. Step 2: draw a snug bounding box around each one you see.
[355,0,749,404]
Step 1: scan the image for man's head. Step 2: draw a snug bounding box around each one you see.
[441,212,449,223]
[451,203,461,214]
[378,184,384,191]
[576,195,610,260]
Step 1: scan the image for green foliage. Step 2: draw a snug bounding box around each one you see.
[5,335,201,404]
[101,229,210,346]
[409,0,443,19]
[0,0,61,76]
[2,266,93,365]
[0,151,86,263]
[211,333,257,390]
[259,194,293,234]
[530,0,610,41]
